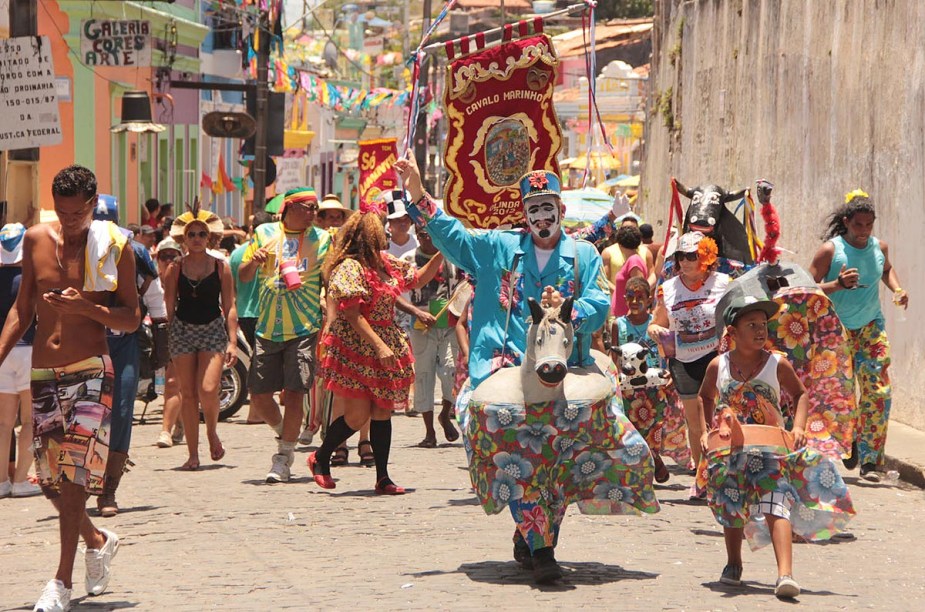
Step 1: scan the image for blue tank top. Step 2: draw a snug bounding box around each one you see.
[824,235,884,330]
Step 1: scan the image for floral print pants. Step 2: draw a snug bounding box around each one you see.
[510,500,568,553]
[846,319,891,466]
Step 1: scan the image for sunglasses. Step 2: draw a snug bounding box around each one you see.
[676,252,699,262]
[158,252,180,262]
[186,230,209,239]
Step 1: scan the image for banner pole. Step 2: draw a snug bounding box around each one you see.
[420,3,587,54]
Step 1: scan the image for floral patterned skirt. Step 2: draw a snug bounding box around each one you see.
[321,319,414,409]
[768,287,857,458]
[621,385,692,468]
[458,380,660,517]
[698,443,855,550]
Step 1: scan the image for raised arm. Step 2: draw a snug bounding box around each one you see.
[394,152,492,275]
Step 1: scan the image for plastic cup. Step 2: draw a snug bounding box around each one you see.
[280,259,302,290]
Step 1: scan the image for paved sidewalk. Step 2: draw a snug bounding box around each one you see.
[884,420,925,488]
[2,402,924,611]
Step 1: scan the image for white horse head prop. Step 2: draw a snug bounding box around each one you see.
[616,342,670,393]
[526,297,574,387]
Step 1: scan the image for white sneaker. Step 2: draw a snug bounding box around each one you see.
[156,431,173,448]
[33,579,71,612]
[266,453,291,483]
[11,480,43,497]
[298,426,315,446]
[85,528,119,596]
[0,479,11,498]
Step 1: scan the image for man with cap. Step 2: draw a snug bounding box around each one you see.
[0,223,42,499]
[92,194,166,517]
[238,187,331,483]
[394,155,655,584]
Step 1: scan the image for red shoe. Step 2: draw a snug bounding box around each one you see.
[308,452,335,489]
[374,478,406,495]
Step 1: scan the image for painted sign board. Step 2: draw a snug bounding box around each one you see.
[0,36,62,151]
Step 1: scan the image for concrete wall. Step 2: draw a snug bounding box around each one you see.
[641,0,925,429]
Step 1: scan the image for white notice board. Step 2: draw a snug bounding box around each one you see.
[0,36,62,151]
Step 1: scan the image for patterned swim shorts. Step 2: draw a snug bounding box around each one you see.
[168,317,228,356]
[31,356,114,497]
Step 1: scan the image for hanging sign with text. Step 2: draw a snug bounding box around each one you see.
[81,19,151,67]
[358,138,399,213]
[0,36,62,151]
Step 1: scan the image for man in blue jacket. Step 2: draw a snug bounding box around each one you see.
[395,155,656,584]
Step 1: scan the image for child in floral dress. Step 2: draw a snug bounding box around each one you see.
[697,297,855,599]
[611,276,691,482]
[309,213,444,494]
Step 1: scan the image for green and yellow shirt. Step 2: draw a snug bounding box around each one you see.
[242,222,331,342]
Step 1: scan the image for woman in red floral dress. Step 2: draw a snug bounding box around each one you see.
[309,213,444,494]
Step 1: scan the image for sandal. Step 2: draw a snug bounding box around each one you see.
[417,437,437,448]
[331,446,349,467]
[653,455,670,483]
[375,477,406,495]
[358,440,375,467]
[437,411,460,442]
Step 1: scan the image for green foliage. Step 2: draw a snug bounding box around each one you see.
[656,87,673,129]
[595,0,655,20]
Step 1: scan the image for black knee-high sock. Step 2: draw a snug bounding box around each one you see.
[369,419,392,483]
[316,416,356,472]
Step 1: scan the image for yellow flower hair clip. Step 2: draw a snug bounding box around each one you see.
[844,189,869,204]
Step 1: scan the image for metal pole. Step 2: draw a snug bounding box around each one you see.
[252,6,271,212]
[414,0,432,189]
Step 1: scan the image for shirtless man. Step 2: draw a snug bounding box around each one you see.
[0,165,140,612]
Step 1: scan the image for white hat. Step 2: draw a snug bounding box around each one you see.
[380,190,410,219]
[677,231,706,253]
[0,223,26,265]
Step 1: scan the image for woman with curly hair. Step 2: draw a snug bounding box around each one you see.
[308,213,443,494]
[163,210,238,470]
[808,190,909,482]
[647,231,729,488]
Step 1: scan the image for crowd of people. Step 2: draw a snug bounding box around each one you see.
[0,161,909,610]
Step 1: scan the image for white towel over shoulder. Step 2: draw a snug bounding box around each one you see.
[84,220,128,292]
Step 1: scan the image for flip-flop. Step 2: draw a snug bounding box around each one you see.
[417,438,437,448]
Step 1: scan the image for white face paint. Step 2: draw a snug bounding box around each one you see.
[524,196,561,240]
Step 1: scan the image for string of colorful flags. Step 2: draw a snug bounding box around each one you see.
[244,45,411,114]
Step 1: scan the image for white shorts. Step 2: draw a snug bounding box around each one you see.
[0,345,32,394]
[752,490,793,521]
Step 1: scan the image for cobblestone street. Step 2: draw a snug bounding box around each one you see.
[3,403,924,611]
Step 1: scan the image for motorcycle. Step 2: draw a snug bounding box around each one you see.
[136,320,252,422]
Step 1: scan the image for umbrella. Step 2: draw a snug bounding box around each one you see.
[560,187,614,225]
[569,151,621,171]
[265,193,285,214]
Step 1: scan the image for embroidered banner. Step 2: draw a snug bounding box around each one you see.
[443,26,563,228]
[358,138,400,213]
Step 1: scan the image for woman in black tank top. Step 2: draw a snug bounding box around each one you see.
[163,213,238,471]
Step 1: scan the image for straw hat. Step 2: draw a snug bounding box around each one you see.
[170,209,224,241]
[319,194,354,217]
